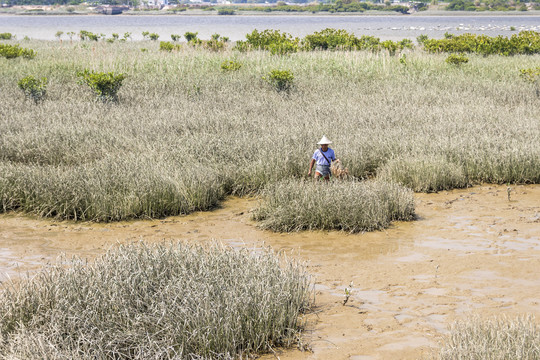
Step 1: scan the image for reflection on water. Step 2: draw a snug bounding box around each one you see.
[0,15,539,41]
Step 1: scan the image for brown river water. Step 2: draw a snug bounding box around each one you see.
[1,184,539,359]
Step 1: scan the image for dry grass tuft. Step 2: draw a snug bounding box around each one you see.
[438,315,540,360]
[377,155,468,192]
[0,242,313,359]
[253,179,415,232]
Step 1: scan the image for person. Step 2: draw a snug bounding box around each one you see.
[308,135,339,181]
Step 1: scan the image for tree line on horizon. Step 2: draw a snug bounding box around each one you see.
[2,0,538,8]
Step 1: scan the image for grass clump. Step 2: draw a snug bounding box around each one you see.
[0,242,313,359]
[253,179,415,233]
[438,315,540,360]
[0,158,225,221]
[377,156,468,192]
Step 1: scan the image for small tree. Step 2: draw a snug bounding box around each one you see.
[18,76,48,104]
[55,31,64,41]
[77,69,126,103]
[149,33,160,41]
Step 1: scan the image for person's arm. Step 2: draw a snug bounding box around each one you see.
[308,158,316,176]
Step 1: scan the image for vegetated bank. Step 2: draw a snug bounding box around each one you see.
[0,30,539,223]
[0,242,313,359]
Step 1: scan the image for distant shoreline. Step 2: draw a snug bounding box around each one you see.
[1,7,539,17]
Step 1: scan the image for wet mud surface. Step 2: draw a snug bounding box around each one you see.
[1,184,539,359]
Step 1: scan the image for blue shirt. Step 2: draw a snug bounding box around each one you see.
[312,148,335,166]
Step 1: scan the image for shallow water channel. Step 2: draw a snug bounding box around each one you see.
[1,184,539,359]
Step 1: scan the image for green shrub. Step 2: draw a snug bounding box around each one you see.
[253,179,415,232]
[439,316,540,359]
[520,67,540,84]
[0,43,36,59]
[217,8,235,14]
[303,28,361,50]
[77,69,126,103]
[79,30,99,41]
[263,69,294,92]
[184,31,198,43]
[0,33,13,40]
[0,242,313,359]
[377,156,468,192]
[149,33,160,41]
[202,34,227,51]
[170,33,181,42]
[381,40,399,55]
[17,76,48,104]
[446,53,469,65]
[242,29,299,50]
[423,31,540,56]
[269,40,298,55]
[221,59,242,71]
[520,66,540,97]
[416,34,429,45]
[159,41,180,52]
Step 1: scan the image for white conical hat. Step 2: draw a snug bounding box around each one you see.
[317,135,332,145]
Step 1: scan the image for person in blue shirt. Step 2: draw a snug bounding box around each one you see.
[308,135,339,181]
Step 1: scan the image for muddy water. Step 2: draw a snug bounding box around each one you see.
[1,184,540,359]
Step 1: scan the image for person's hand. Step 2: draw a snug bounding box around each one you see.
[308,170,312,176]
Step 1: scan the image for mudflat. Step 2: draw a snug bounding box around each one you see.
[1,184,539,359]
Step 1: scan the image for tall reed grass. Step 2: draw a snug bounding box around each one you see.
[0,242,312,359]
[438,315,540,360]
[1,41,539,221]
[253,179,415,232]
[378,155,468,192]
